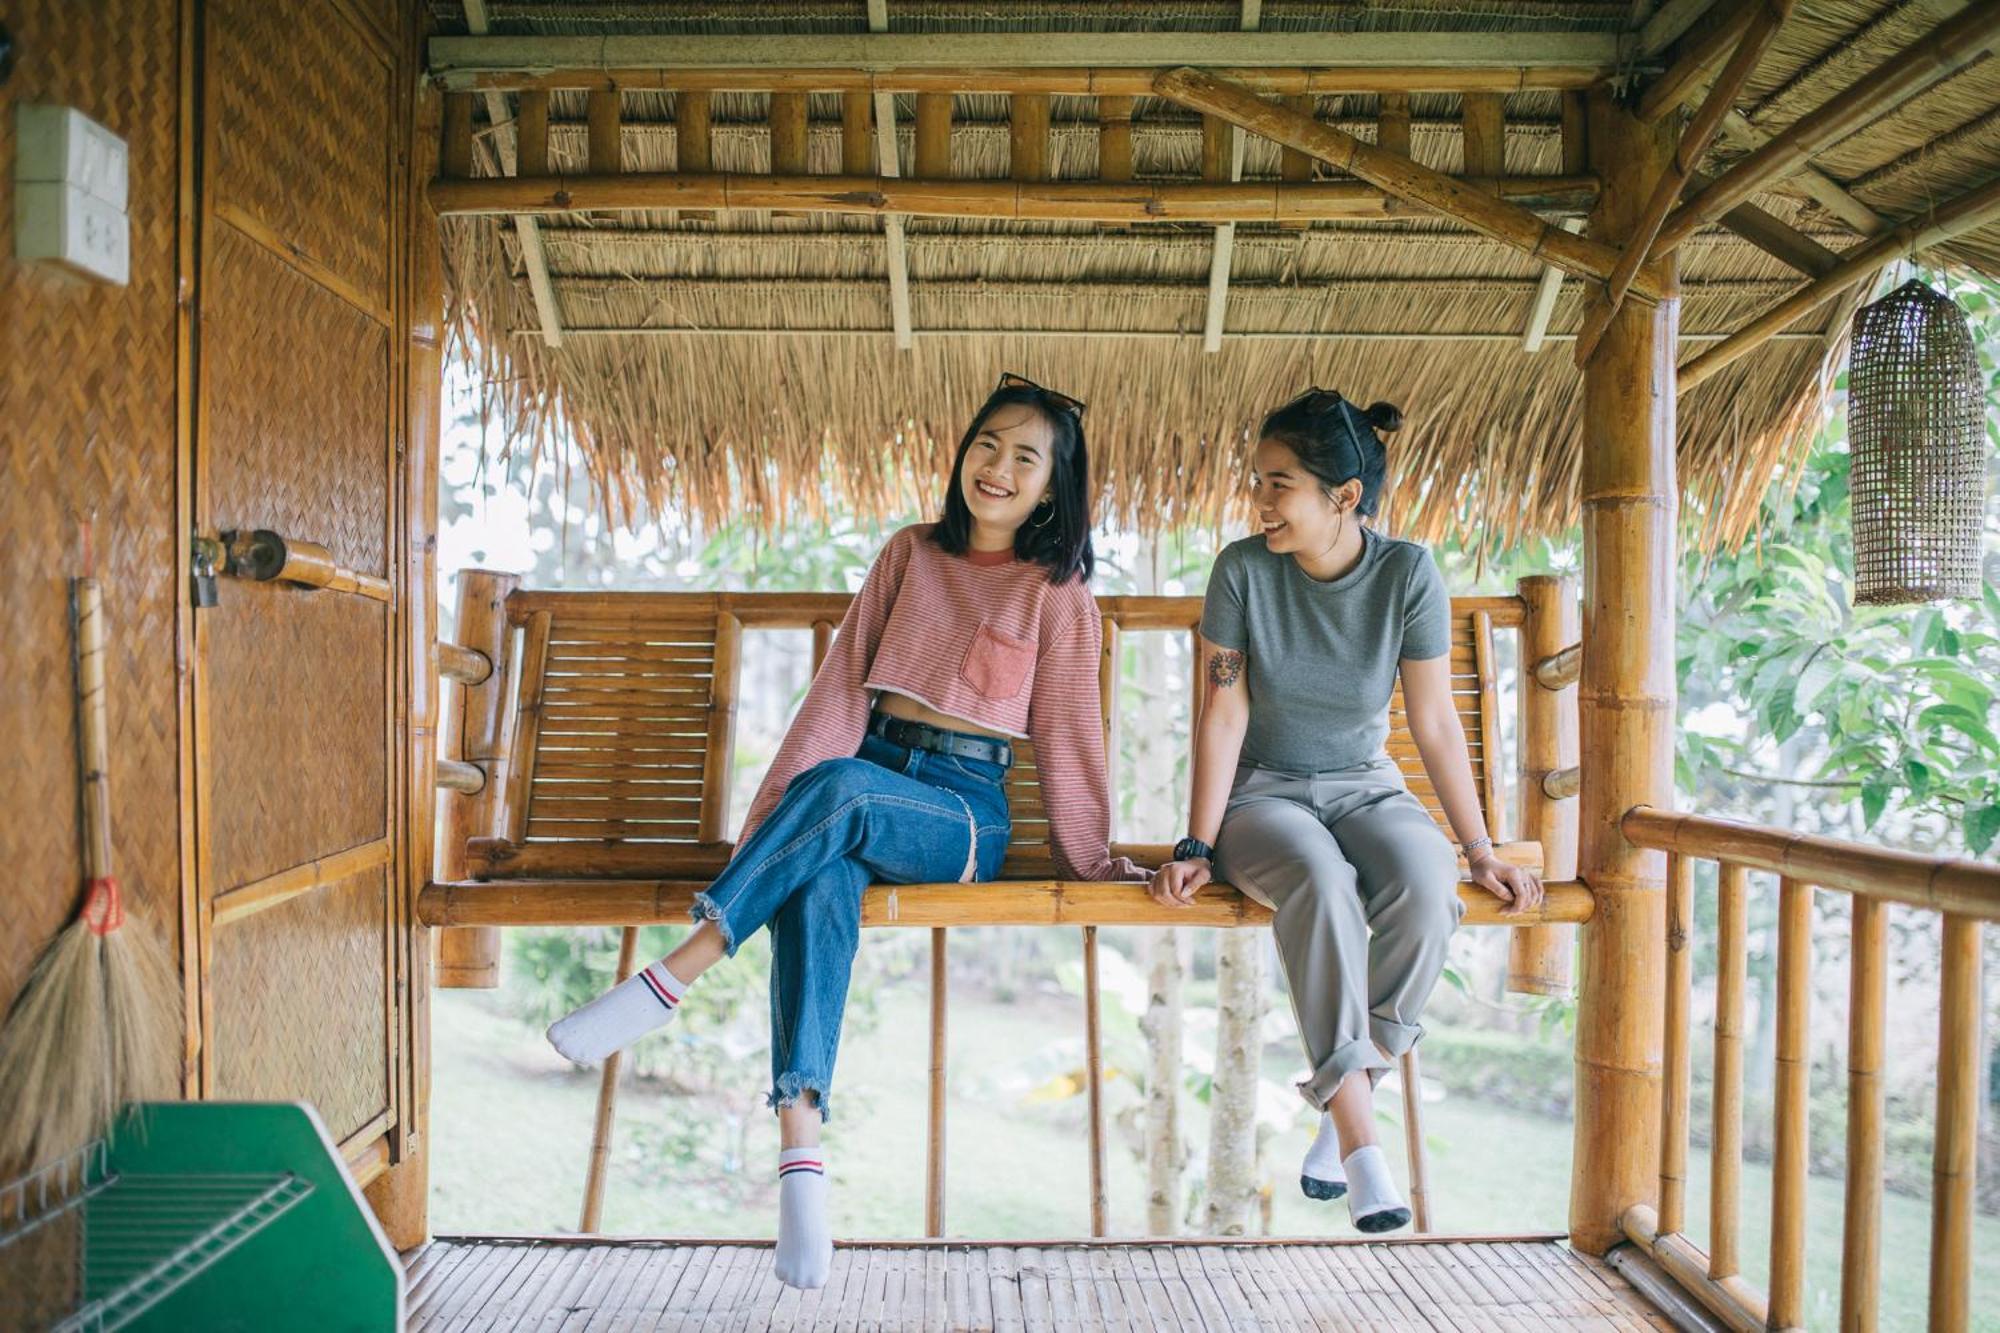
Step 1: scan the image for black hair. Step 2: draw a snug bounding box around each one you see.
[930,385,1096,584]
[1257,390,1402,517]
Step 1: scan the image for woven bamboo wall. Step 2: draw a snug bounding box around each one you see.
[0,0,189,1066]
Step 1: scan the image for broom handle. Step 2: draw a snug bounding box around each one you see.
[76,577,114,884]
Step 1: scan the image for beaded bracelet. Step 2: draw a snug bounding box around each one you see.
[1460,835,1494,860]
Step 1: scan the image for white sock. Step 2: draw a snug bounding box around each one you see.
[1342,1144,1410,1234]
[545,960,688,1064]
[774,1147,832,1290]
[1299,1112,1348,1201]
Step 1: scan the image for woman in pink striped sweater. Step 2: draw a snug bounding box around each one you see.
[547,373,1145,1287]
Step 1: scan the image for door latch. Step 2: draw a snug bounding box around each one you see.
[190,535,222,608]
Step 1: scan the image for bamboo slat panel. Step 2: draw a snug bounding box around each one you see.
[405,1236,1672,1331]
[0,0,187,1040]
[210,0,394,311]
[209,862,391,1141]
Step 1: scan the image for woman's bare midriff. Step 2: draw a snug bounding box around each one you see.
[875,690,1011,740]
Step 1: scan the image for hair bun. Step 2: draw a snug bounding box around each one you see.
[1364,400,1404,434]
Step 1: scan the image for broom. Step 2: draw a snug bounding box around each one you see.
[0,574,181,1171]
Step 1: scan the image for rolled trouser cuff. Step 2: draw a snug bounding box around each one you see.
[1296,1035,1393,1110]
[1369,1014,1424,1060]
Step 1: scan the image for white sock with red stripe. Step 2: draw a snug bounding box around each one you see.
[774,1147,831,1290]
[545,959,689,1064]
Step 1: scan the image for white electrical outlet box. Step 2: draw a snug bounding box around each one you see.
[15,104,131,285]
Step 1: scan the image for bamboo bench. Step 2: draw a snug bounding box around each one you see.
[420,574,1589,1233]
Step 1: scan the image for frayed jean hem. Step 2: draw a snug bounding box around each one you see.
[767,1072,832,1122]
[688,891,738,954]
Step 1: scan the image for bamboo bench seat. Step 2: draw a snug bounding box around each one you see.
[421,587,1586,933]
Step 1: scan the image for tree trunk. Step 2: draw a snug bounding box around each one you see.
[1143,928,1189,1233]
[1204,928,1266,1235]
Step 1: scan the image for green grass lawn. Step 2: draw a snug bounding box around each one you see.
[430,984,1996,1331]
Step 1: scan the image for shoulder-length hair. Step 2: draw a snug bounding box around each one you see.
[930,383,1096,584]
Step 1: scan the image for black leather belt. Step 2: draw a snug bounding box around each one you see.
[868,712,1014,769]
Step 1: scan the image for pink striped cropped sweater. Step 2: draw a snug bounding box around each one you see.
[739,524,1145,883]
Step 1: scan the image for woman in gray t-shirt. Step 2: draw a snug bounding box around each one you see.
[1148,387,1543,1234]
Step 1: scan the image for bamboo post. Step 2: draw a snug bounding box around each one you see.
[1560,91,1586,175]
[436,570,519,988]
[1201,113,1233,185]
[500,611,553,844]
[579,925,640,1233]
[1567,85,1675,1256]
[1710,862,1748,1279]
[676,90,713,221]
[1658,854,1693,1235]
[1840,895,1886,1333]
[1083,923,1108,1237]
[1399,1048,1431,1232]
[1460,92,1504,177]
[915,93,953,179]
[1278,95,1313,232]
[770,91,809,218]
[840,92,874,176]
[587,89,622,175]
[1929,915,1981,1331]
[1377,92,1411,159]
[1011,94,1051,182]
[1768,877,1811,1330]
[1097,96,1134,182]
[925,926,948,1237]
[1511,576,1578,996]
[700,614,743,851]
[442,93,474,180]
[516,90,549,177]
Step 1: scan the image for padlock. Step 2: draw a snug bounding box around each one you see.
[190,538,221,609]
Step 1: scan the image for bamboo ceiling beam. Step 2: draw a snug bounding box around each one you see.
[1574,0,1793,365]
[1679,173,2000,389]
[427,33,1628,92]
[1717,201,1839,276]
[676,91,714,222]
[1718,111,1884,235]
[1634,0,1727,56]
[1637,0,1761,122]
[1151,67,1667,299]
[510,325,1835,343]
[463,0,564,348]
[867,2,912,350]
[1524,92,1589,350]
[431,170,1602,223]
[1656,0,2000,254]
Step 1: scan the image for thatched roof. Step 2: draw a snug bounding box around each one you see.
[431,0,2000,548]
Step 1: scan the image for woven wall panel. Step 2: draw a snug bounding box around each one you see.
[210,0,393,310]
[209,864,391,1141]
[206,584,388,892]
[206,226,391,575]
[0,0,186,1011]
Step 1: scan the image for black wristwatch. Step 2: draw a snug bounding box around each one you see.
[1173,836,1214,864]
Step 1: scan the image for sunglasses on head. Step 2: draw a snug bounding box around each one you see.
[1279,385,1369,473]
[995,372,1086,420]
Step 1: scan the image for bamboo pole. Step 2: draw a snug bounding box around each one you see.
[436,570,519,988]
[1840,895,1886,1333]
[436,639,492,686]
[500,611,553,845]
[1568,85,1675,1257]
[1400,1047,1431,1232]
[1621,807,2000,919]
[1541,768,1580,800]
[676,90,713,221]
[699,614,743,844]
[429,169,1597,224]
[769,91,809,217]
[1658,854,1693,1235]
[1572,0,1793,367]
[840,92,874,176]
[1511,576,1579,996]
[1710,862,1748,1280]
[1083,924,1108,1237]
[579,924,639,1233]
[1638,0,1760,123]
[1011,94,1051,181]
[435,758,484,794]
[1679,174,2000,390]
[1622,1204,1770,1333]
[1377,92,1411,158]
[1659,0,2000,255]
[1151,69,1666,300]
[517,89,549,176]
[925,927,949,1236]
[442,92,474,179]
[1278,95,1313,182]
[915,94,953,179]
[1097,96,1134,182]
[1471,611,1504,837]
[1768,877,1811,1330]
[1460,92,1504,177]
[587,89,621,174]
[1929,915,1981,1331]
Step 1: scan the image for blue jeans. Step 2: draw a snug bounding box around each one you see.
[692,731,1011,1120]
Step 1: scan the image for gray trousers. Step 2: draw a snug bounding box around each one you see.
[1215,759,1463,1109]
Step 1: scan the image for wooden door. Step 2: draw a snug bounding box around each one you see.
[191,0,412,1169]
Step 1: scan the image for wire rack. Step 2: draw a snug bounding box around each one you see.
[0,1140,314,1333]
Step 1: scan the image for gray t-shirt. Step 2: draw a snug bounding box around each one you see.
[1199,526,1452,773]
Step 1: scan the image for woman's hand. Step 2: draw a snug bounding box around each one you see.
[1469,853,1544,916]
[1148,858,1213,907]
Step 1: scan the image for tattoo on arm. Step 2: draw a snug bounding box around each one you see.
[1207,649,1245,691]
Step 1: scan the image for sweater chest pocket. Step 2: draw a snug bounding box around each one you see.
[960,624,1035,700]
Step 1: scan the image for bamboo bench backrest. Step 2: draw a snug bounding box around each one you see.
[492,590,1521,873]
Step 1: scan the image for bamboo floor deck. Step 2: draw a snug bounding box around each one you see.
[404,1234,1675,1331]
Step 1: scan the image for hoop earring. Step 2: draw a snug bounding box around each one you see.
[1030,498,1055,529]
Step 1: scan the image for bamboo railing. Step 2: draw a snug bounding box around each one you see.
[1619,806,2000,1332]
[422,581,1583,1240]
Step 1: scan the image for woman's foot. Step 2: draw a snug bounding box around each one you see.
[774,1148,832,1289]
[1341,1145,1411,1233]
[1299,1111,1348,1201]
[545,961,688,1064]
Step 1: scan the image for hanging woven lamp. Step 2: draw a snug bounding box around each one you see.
[1846,279,1988,605]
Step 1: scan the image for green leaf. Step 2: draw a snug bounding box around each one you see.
[1965,804,2000,856]
[1861,780,1891,828]
[1796,651,1842,714]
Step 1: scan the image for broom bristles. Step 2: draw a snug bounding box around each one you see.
[102,920,182,1108]
[0,923,113,1174]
